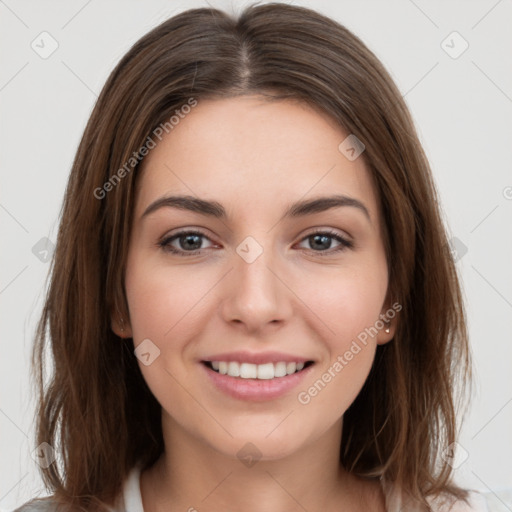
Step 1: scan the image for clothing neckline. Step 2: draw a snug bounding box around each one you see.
[120,464,403,512]
[122,464,145,512]
[121,463,487,512]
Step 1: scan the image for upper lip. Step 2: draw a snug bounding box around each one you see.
[201,351,313,365]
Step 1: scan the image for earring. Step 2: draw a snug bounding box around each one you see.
[384,322,391,334]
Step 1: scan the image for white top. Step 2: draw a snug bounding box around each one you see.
[119,465,145,512]
[15,465,512,511]
[118,464,493,512]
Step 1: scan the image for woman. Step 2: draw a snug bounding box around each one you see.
[16,3,489,511]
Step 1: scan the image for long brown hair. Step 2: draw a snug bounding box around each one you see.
[26,3,471,511]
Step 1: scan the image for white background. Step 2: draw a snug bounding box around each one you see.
[1,0,511,510]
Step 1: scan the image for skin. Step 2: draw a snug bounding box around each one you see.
[112,96,396,512]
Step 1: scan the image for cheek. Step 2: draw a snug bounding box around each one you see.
[123,256,220,410]
[124,255,216,341]
[294,312,381,432]
[123,257,214,430]
[297,262,388,346]
[293,262,387,413]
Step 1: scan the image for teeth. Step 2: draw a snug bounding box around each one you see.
[240,362,257,379]
[208,360,309,379]
[274,362,287,377]
[286,362,296,374]
[257,363,274,380]
[228,361,240,377]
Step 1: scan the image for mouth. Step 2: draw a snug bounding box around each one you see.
[200,351,316,401]
[202,360,315,380]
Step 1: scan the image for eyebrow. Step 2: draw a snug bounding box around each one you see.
[141,194,371,223]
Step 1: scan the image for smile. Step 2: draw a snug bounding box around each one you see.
[204,360,313,379]
[201,359,315,401]
[205,361,313,380]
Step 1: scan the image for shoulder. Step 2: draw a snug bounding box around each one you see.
[13,497,61,512]
[429,489,512,512]
[476,488,512,512]
[12,465,140,512]
[381,479,511,512]
[12,496,120,512]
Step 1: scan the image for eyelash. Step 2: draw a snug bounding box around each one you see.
[157,229,354,257]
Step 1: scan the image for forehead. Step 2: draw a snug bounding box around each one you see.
[135,96,378,221]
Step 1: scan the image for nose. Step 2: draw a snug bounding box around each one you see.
[219,241,293,335]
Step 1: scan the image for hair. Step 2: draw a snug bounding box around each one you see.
[25,3,471,511]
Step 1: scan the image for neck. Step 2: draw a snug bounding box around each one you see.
[140,411,381,512]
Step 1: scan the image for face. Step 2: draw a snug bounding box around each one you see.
[115,95,395,461]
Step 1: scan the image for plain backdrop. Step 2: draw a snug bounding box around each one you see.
[1,0,511,510]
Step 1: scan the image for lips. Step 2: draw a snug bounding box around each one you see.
[200,351,315,401]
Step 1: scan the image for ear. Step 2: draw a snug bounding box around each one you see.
[111,309,133,339]
[376,318,395,346]
[376,297,401,346]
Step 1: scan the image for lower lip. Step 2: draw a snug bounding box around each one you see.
[201,363,314,402]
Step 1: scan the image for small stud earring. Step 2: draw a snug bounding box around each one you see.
[384,322,391,334]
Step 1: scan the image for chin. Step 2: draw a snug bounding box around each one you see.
[220,437,304,463]
[203,423,313,463]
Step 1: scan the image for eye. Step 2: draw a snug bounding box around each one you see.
[158,230,215,256]
[158,228,353,257]
[296,229,353,255]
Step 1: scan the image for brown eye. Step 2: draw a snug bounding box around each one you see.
[297,230,353,255]
[159,230,214,256]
